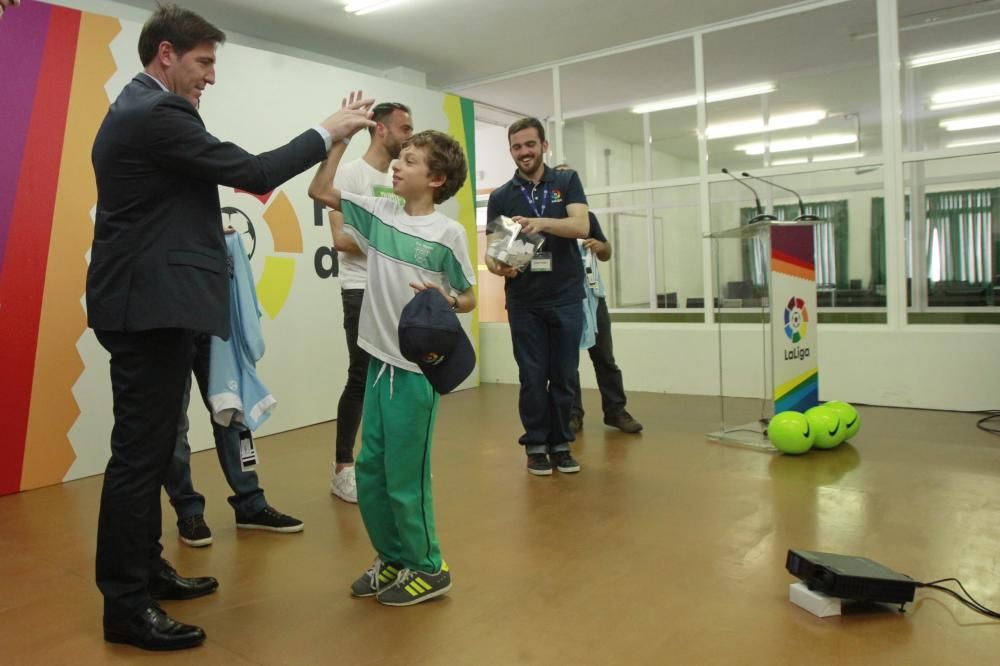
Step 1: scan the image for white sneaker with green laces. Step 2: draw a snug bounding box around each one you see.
[376,563,451,606]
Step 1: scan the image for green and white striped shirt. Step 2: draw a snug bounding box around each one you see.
[341,191,475,372]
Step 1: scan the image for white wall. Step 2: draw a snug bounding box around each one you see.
[48,3,473,482]
[474,120,517,191]
[480,323,1000,411]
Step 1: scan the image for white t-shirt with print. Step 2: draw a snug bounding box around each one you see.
[340,191,475,373]
[333,158,401,289]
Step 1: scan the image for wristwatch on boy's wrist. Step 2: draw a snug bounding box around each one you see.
[449,295,458,311]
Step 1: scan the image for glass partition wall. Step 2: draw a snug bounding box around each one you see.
[457,0,1000,324]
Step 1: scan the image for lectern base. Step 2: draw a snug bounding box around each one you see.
[706,421,776,451]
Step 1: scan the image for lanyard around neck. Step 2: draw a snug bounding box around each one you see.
[518,182,550,218]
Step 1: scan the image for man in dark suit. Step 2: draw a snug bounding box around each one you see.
[87,5,374,651]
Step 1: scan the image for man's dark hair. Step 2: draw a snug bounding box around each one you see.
[403,130,468,204]
[369,102,411,137]
[138,4,226,66]
[507,117,546,144]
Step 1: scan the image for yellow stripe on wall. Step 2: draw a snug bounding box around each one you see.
[442,94,480,382]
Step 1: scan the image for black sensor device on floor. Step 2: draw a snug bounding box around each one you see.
[786,549,917,604]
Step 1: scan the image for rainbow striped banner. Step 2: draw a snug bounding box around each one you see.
[771,225,819,414]
[0,1,120,495]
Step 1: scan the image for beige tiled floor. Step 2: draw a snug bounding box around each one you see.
[1,384,998,664]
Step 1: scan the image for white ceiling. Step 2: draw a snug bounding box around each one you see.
[108,0,797,88]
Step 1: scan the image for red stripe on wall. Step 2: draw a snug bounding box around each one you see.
[0,7,81,495]
[773,248,814,272]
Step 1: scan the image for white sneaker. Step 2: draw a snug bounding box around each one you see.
[330,465,358,503]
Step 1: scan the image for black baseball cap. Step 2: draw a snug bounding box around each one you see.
[398,289,476,395]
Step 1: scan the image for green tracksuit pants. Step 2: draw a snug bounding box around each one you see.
[357,358,442,573]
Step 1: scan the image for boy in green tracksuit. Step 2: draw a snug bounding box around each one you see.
[309,128,476,606]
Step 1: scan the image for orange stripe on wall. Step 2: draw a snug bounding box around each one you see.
[772,257,815,282]
[20,14,121,490]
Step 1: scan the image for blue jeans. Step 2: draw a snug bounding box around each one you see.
[508,301,583,456]
[570,296,627,420]
[163,334,267,521]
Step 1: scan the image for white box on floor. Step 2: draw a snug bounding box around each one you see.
[790,582,842,617]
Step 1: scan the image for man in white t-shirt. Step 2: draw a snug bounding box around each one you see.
[329,102,413,503]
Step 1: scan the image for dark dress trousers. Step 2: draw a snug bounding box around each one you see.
[87,74,326,620]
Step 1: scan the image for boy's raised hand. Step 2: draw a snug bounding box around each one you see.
[320,90,375,145]
[0,0,20,21]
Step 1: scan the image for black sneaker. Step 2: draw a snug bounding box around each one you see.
[526,453,553,476]
[178,514,212,547]
[550,451,581,473]
[235,506,304,533]
[604,411,643,433]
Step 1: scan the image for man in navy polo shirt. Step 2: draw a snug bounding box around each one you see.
[485,118,590,476]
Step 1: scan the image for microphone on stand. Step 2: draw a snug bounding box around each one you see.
[721,168,777,224]
[741,171,820,221]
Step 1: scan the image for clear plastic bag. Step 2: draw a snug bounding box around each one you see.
[485,215,545,271]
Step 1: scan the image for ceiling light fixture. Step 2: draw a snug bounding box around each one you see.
[736,133,857,155]
[945,136,1000,148]
[706,109,827,139]
[939,113,1000,131]
[812,152,865,162]
[909,39,1000,68]
[631,82,775,114]
[930,82,1000,110]
[344,0,406,15]
[770,157,809,166]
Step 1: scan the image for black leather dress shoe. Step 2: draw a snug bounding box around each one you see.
[104,604,206,651]
[149,560,219,600]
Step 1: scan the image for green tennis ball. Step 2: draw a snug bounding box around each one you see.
[805,406,843,449]
[768,411,815,455]
[824,401,860,440]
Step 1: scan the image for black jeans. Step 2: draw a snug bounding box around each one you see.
[95,328,195,619]
[335,289,369,464]
[508,301,583,455]
[571,297,627,419]
[163,334,267,521]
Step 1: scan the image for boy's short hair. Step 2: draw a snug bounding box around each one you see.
[508,117,546,144]
[369,101,411,137]
[138,3,226,66]
[403,130,468,205]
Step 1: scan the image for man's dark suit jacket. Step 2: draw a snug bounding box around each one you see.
[87,73,326,338]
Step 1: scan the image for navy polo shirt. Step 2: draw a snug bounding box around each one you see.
[588,212,607,243]
[486,165,588,309]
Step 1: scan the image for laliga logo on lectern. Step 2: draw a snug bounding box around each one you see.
[783,296,812,362]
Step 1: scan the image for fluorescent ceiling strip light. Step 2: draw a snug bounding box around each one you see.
[812,152,865,162]
[939,113,1000,131]
[930,82,1000,110]
[345,0,405,15]
[631,82,775,114]
[706,109,827,139]
[770,157,809,166]
[909,39,1000,68]
[945,136,1000,148]
[736,133,857,155]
